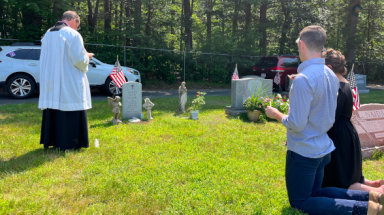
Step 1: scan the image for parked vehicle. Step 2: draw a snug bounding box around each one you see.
[0,42,141,99]
[253,55,300,91]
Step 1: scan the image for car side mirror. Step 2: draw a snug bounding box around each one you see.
[90,62,96,68]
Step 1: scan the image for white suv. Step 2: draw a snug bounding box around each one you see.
[0,42,141,99]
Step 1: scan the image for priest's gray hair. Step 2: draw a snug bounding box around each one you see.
[62,11,80,23]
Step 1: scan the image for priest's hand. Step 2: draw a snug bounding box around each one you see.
[86,53,94,60]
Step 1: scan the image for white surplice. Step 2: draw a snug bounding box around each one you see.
[38,26,91,111]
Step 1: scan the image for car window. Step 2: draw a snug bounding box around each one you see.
[35,49,41,60]
[255,58,279,68]
[24,49,38,60]
[90,60,100,65]
[5,49,32,60]
[282,58,300,67]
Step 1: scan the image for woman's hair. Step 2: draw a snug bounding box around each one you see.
[321,48,347,75]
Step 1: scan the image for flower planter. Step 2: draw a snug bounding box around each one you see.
[247,110,261,122]
[190,110,199,120]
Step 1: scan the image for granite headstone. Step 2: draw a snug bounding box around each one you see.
[122,82,142,120]
[351,104,384,158]
[354,74,370,94]
[225,77,273,115]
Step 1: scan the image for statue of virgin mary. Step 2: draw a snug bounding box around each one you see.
[177,82,187,114]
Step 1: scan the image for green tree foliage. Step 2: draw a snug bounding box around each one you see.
[1,0,383,82]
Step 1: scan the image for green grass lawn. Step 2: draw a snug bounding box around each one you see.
[0,91,383,214]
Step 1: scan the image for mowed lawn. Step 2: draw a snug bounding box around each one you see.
[0,91,383,214]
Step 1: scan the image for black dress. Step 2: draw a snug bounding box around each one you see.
[322,82,364,189]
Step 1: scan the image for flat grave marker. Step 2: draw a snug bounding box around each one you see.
[351,104,384,158]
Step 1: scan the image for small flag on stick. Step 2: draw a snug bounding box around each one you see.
[232,64,239,80]
[110,56,126,88]
[274,71,281,85]
[347,64,360,111]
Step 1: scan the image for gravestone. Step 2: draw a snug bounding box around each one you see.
[355,74,370,94]
[122,81,142,120]
[351,104,384,158]
[225,77,273,115]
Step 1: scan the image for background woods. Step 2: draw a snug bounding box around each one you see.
[0,0,383,84]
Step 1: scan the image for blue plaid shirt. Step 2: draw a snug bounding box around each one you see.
[282,58,340,158]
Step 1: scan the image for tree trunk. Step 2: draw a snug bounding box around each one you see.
[133,0,142,46]
[345,0,360,66]
[279,0,290,55]
[0,0,4,37]
[259,1,267,56]
[52,0,63,23]
[183,0,192,49]
[104,0,111,31]
[125,0,132,46]
[180,0,183,51]
[171,0,175,35]
[114,1,118,30]
[206,0,215,41]
[87,0,94,30]
[245,3,251,32]
[145,1,151,37]
[119,1,123,31]
[93,0,101,29]
[232,0,239,36]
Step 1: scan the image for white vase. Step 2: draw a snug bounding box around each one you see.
[190,110,199,120]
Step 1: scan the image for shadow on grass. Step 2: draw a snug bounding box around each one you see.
[0,148,66,177]
[225,113,268,124]
[281,206,306,215]
[90,120,115,129]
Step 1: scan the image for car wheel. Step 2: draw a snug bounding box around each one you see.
[105,77,124,97]
[6,74,36,99]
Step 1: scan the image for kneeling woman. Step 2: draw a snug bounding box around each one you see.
[322,48,384,193]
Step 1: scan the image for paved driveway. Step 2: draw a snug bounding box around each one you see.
[0,88,231,105]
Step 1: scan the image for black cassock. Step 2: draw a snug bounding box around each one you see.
[322,82,364,189]
[40,109,89,150]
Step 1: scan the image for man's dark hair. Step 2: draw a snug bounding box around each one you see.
[298,25,326,52]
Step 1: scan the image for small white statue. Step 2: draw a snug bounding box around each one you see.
[143,98,155,120]
[108,96,122,125]
[177,82,187,114]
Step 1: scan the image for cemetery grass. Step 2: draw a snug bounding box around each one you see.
[0,95,383,214]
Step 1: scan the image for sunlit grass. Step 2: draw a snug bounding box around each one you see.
[0,94,383,214]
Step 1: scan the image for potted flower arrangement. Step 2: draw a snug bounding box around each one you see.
[243,83,270,122]
[188,91,206,120]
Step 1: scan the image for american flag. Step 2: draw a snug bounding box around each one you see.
[232,65,239,80]
[110,59,126,88]
[274,72,281,85]
[347,65,360,111]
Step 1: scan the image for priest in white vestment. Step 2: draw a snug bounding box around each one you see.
[39,11,94,150]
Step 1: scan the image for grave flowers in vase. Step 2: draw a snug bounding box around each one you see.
[243,83,270,122]
[188,91,206,120]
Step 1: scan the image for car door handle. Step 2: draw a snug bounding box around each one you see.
[28,63,37,66]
